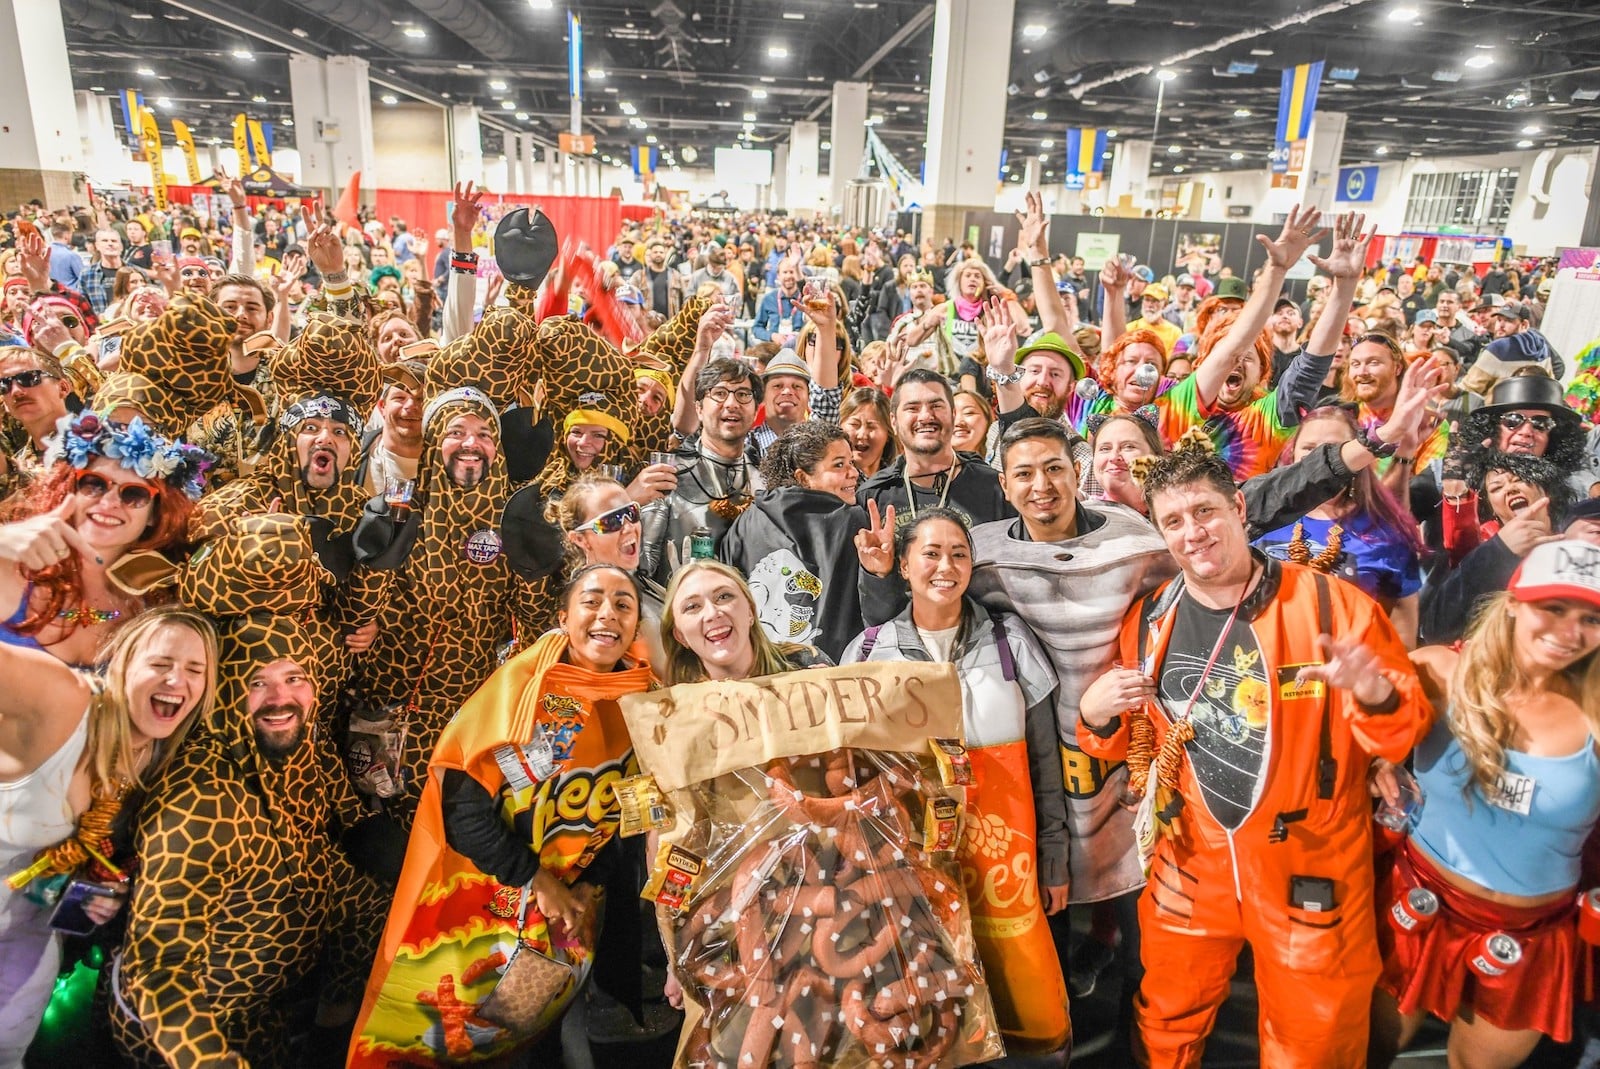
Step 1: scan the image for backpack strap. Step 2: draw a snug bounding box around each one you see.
[988,613,1017,683]
[1313,572,1337,802]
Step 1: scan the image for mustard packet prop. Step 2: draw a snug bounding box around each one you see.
[642,843,704,914]
[614,773,672,837]
[930,737,973,786]
[924,795,963,853]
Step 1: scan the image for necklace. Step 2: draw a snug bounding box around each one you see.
[686,444,753,521]
[900,459,958,519]
[58,606,122,627]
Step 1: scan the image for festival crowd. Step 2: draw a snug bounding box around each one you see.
[0,176,1598,1069]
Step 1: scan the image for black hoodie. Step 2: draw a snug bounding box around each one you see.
[719,485,872,660]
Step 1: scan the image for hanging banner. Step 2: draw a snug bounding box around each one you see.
[247,118,272,169]
[139,107,167,210]
[119,91,146,155]
[232,113,252,170]
[1272,61,1323,173]
[997,147,1009,182]
[568,12,583,100]
[171,119,202,183]
[865,127,924,208]
[630,145,658,178]
[1064,127,1108,191]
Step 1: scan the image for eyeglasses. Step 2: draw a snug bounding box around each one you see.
[73,470,157,508]
[705,387,756,406]
[576,501,640,535]
[1498,412,1557,434]
[0,369,54,393]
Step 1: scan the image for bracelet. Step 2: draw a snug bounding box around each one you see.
[450,252,479,273]
[321,270,349,286]
[1028,257,1052,269]
[985,365,1026,386]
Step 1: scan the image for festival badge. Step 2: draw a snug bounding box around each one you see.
[463,528,503,566]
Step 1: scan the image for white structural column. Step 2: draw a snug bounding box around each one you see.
[289,54,376,198]
[787,120,820,216]
[0,0,82,205]
[74,91,120,185]
[448,105,484,187]
[829,82,869,212]
[504,133,523,193]
[1298,110,1347,214]
[922,0,1016,245]
[1024,157,1042,193]
[772,142,789,208]
[521,135,536,196]
[1108,139,1152,208]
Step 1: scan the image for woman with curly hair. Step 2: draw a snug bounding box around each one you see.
[719,421,868,660]
[1372,540,1600,1068]
[0,411,209,667]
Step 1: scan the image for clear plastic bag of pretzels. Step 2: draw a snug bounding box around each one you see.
[618,662,1004,1069]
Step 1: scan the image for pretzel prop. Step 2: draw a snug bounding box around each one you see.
[667,749,1001,1069]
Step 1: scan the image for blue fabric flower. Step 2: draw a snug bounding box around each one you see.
[104,417,158,476]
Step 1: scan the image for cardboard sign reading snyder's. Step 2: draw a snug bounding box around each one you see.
[619,662,963,792]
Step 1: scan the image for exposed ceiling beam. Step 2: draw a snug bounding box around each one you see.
[806,4,935,121]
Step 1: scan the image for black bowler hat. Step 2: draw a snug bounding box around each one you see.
[501,484,568,581]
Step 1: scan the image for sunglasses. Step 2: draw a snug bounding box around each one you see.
[576,501,640,535]
[74,470,157,508]
[1355,332,1403,356]
[0,369,54,393]
[1498,412,1557,434]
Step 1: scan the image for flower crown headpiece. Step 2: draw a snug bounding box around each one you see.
[50,411,215,501]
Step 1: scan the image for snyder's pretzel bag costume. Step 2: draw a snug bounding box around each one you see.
[348,630,653,1067]
[1079,555,1431,1069]
[619,662,1004,1069]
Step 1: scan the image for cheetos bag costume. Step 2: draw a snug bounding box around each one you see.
[348,630,653,1066]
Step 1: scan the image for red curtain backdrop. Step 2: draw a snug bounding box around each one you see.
[371,190,625,250]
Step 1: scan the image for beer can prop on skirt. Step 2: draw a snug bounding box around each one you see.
[1390,887,1440,933]
[1469,932,1524,978]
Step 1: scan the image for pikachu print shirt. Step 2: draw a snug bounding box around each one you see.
[1157,594,1272,830]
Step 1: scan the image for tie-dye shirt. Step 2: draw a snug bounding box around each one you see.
[1153,374,1293,480]
[1355,401,1451,474]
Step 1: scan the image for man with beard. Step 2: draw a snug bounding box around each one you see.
[639,358,764,581]
[1152,209,1366,481]
[752,258,802,346]
[1432,290,1482,364]
[295,410,356,491]
[641,234,685,318]
[857,368,1013,525]
[0,346,71,496]
[114,615,392,1069]
[439,408,495,488]
[1342,331,1449,497]
[1266,297,1303,387]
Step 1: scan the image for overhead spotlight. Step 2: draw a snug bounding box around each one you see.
[1102,151,1113,159]
[1388,5,1419,20]
[1521,123,1542,134]
[589,69,606,80]
[528,0,554,8]
[1168,144,1181,153]
[1174,166,1186,173]
[751,88,767,99]
[820,141,830,151]
[402,26,426,39]
[291,27,309,38]
[282,118,294,127]
[251,94,267,103]
[1155,68,1178,82]
[135,67,155,77]
[155,96,172,108]
[490,80,507,91]
[1465,52,1494,69]
[743,111,756,121]
[381,94,398,105]
[501,100,516,110]
[1234,108,1252,117]
[1040,138,1055,148]
[768,45,789,58]
[619,101,637,114]
[1031,110,1048,121]
[231,49,254,61]
[1106,128,1118,137]
[1517,139,1534,148]
[1229,151,1244,160]
[1022,24,1047,39]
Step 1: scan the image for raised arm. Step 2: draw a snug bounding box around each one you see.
[1194,206,1327,409]
[1099,257,1129,344]
[1303,213,1372,357]
[978,296,1025,414]
[1015,192,1072,338]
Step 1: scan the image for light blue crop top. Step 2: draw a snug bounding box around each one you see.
[0,584,44,654]
[1411,714,1600,897]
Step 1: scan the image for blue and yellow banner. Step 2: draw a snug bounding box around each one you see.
[247,118,272,169]
[1272,61,1323,173]
[139,107,166,210]
[1064,127,1108,191]
[631,145,658,178]
[118,90,146,154]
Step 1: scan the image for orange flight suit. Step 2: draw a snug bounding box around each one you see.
[1081,558,1432,1069]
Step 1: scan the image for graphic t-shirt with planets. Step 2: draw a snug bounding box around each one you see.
[1157,596,1272,830]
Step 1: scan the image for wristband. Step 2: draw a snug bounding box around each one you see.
[1028,257,1052,269]
[324,279,355,301]
[985,365,1026,386]
[321,270,349,286]
[1355,427,1397,459]
[451,252,479,274]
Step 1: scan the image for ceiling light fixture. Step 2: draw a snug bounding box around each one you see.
[1031,110,1047,120]
[251,94,266,103]
[1040,138,1055,147]
[1168,144,1181,153]
[291,27,308,38]
[282,118,293,126]
[515,111,528,120]
[1388,5,1419,20]
[1521,123,1542,134]
[1022,24,1046,38]
[820,141,830,150]
[1106,129,1118,138]
[768,45,789,58]
[231,49,254,60]
[751,88,767,99]
[1155,68,1178,82]
[1517,138,1534,147]
[1230,151,1244,160]
[619,101,637,114]
[490,80,507,91]
[155,97,172,108]
[743,111,756,121]
[589,68,606,79]
[528,0,554,9]
[783,11,805,19]
[1465,53,1494,69]
[1250,48,1274,56]
[135,67,155,77]
[501,100,515,110]
[1233,108,1251,117]
[381,94,398,104]
[1375,145,1389,154]
[402,26,426,39]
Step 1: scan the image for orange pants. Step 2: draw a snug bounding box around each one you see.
[1132,850,1381,1069]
